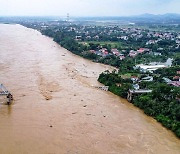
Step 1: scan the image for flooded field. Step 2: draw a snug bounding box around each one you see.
[0,24,179,154]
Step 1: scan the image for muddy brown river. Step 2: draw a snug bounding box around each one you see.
[0,24,179,154]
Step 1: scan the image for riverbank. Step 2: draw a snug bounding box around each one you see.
[98,70,180,138]
[0,24,180,153]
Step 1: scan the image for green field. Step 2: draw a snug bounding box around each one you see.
[120,73,141,79]
[79,41,122,48]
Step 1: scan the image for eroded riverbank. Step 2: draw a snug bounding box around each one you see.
[0,24,180,154]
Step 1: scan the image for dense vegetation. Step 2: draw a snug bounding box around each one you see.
[173,53,180,66]
[98,66,180,138]
[98,71,133,98]
[134,84,180,138]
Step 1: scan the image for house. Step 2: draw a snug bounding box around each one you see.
[86,36,91,39]
[75,36,82,40]
[89,50,96,54]
[154,52,162,56]
[111,48,120,56]
[133,84,140,90]
[137,48,145,54]
[173,76,180,81]
[146,40,156,45]
[100,48,108,53]
[141,76,153,82]
[168,81,180,87]
[131,76,139,83]
[157,48,164,51]
[95,51,103,56]
[129,50,138,57]
[103,51,109,57]
[137,48,150,54]
[136,64,166,73]
[119,55,125,60]
[176,40,180,44]
[121,36,128,40]
[94,35,99,39]
[163,77,172,83]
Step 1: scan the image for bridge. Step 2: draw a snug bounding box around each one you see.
[0,84,13,105]
[127,89,152,102]
[94,86,109,91]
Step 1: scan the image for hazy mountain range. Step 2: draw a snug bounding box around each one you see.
[75,13,180,24]
[0,13,180,24]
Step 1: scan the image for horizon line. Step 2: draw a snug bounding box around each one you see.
[0,13,180,18]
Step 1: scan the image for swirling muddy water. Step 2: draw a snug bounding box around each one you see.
[0,24,179,154]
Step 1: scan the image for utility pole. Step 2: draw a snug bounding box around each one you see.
[67,13,70,22]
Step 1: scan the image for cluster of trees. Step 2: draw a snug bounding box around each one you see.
[155,66,180,80]
[98,67,180,138]
[98,71,132,98]
[173,53,180,66]
[133,84,180,138]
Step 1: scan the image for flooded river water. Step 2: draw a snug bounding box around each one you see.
[0,24,179,154]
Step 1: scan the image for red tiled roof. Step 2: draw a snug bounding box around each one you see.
[168,81,180,87]
[173,76,180,80]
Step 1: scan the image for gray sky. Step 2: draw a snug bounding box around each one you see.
[0,0,180,16]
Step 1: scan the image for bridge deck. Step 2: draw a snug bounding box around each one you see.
[127,89,152,102]
[94,86,109,91]
[129,89,152,94]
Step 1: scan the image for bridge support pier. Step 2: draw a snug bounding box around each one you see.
[0,84,13,105]
[127,89,152,102]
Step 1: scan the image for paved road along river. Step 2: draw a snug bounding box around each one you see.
[0,24,180,154]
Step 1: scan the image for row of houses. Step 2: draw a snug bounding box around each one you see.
[129,48,150,57]
[89,48,125,60]
[89,47,151,60]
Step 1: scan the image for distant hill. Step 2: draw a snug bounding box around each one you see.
[75,13,180,24]
[137,13,180,18]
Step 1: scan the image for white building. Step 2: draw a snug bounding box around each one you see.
[136,64,166,73]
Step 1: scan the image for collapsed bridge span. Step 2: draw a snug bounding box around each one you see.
[0,84,13,105]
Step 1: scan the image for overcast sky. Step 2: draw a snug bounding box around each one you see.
[0,0,180,17]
